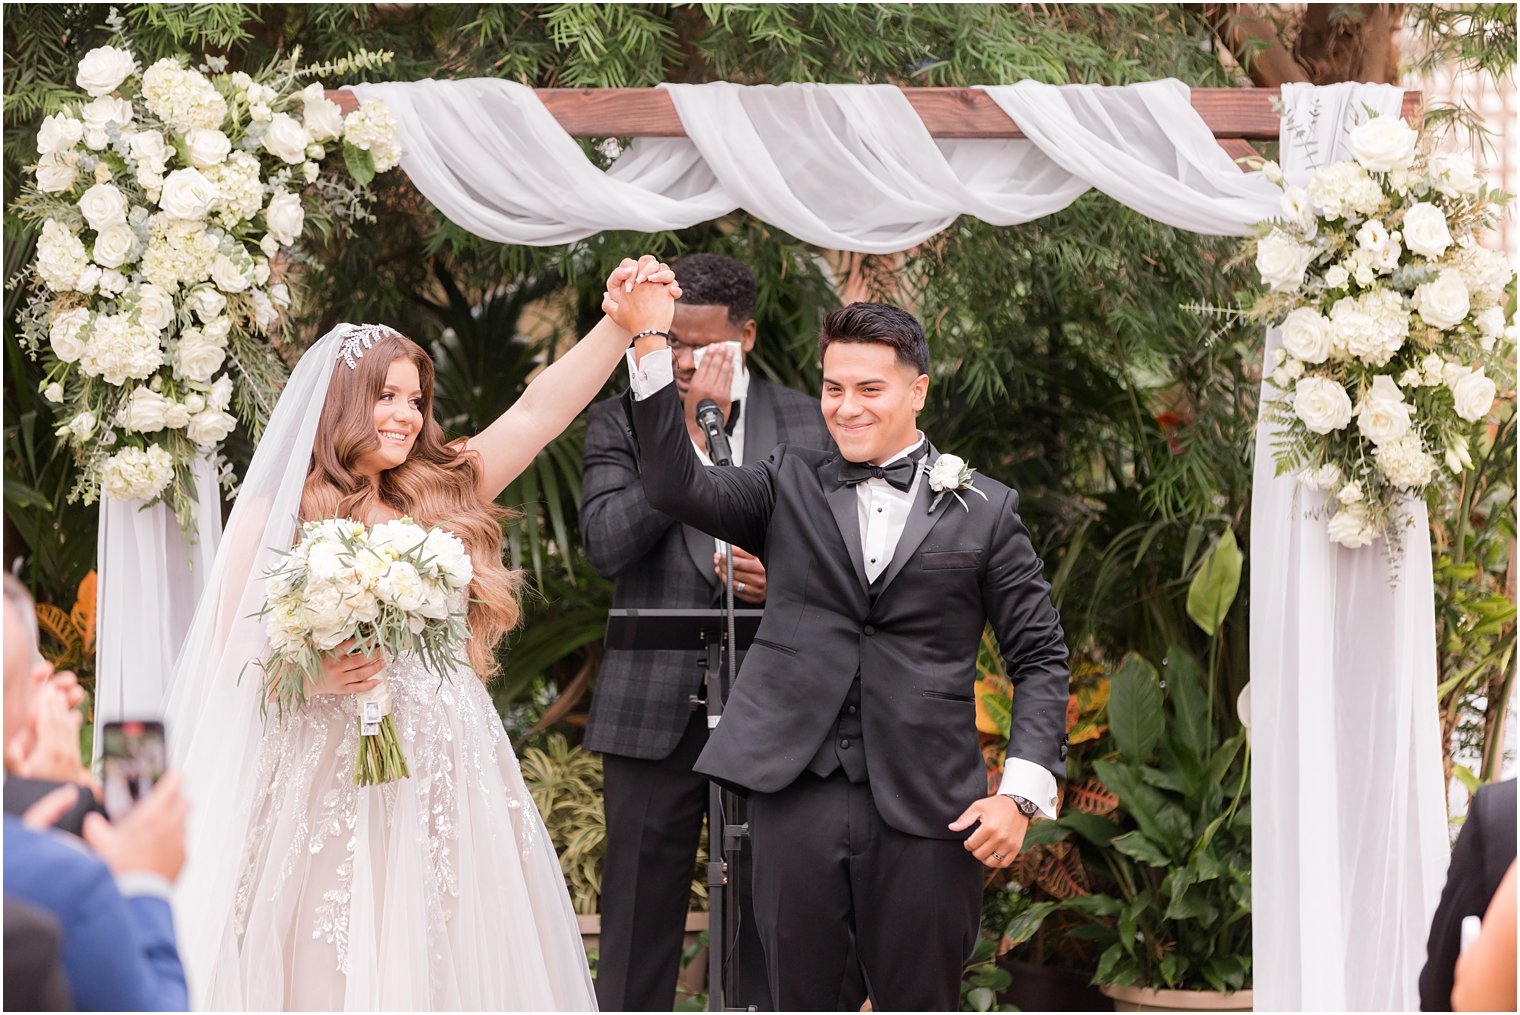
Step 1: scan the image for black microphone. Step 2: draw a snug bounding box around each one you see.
[695,398,733,466]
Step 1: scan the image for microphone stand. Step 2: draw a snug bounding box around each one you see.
[695,399,751,1012]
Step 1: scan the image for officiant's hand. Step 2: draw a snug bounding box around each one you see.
[949,794,1030,869]
[683,341,736,447]
[313,639,384,695]
[714,546,766,603]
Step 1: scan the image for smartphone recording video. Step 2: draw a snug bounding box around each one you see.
[101,720,166,819]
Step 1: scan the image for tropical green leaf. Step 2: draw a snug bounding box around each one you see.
[1107,653,1163,763]
[1186,527,1242,635]
[1111,829,1170,866]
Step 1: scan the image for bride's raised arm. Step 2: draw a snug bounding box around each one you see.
[465,254,678,502]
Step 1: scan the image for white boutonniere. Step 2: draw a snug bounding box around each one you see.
[924,454,988,513]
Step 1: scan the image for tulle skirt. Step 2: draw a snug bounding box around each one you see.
[202,655,596,1011]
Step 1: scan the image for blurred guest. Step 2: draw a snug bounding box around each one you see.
[3,573,189,1011]
[580,253,832,1010]
[1452,859,1516,1012]
[1421,778,1517,1011]
[4,895,72,1010]
[3,631,105,837]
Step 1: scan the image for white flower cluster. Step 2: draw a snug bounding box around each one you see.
[21,43,402,520]
[262,517,472,663]
[1251,113,1515,550]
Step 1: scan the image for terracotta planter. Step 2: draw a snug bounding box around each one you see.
[577,911,711,995]
[1100,983,1253,1012]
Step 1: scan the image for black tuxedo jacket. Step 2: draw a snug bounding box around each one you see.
[581,376,831,759]
[1419,779,1517,1011]
[629,384,1069,840]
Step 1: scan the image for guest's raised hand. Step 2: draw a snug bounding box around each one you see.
[83,770,188,883]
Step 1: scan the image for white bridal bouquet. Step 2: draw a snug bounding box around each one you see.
[1247,113,1516,549]
[13,25,402,538]
[257,517,473,785]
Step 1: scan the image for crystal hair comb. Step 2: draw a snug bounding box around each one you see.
[337,324,400,370]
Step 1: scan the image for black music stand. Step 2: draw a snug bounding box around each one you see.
[604,608,764,1012]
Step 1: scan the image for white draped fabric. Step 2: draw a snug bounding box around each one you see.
[93,453,221,755]
[102,77,1450,1011]
[1249,82,1449,1012]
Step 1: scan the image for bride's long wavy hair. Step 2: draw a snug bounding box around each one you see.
[301,329,522,679]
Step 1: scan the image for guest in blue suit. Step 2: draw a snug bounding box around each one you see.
[3,575,189,1012]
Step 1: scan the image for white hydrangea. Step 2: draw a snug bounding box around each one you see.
[78,313,162,384]
[1373,434,1436,489]
[1308,161,1383,220]
[140,218,219,291]
[202,150,264,226]
[1328,288,1410,366]
[342,100,403,171]
[35,219,93,292]
[1450,242,1515,308]
[100,444,175,502]
[141,59,228,132]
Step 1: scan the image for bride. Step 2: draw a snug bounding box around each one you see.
[162,255,678,1010]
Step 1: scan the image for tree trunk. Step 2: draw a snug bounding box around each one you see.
[1198,3,1404,86]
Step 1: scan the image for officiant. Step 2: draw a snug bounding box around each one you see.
[579,253,833,1011]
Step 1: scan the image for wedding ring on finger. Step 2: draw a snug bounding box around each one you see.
[990,851,1005,863]
[736,581,746,593]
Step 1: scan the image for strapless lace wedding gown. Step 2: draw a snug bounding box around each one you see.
[202,654,595,1011]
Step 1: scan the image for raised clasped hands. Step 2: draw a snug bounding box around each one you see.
[949,793,1031,869]
[602,254,681,337]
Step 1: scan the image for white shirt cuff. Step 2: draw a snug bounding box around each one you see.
[115,870,173,902]
[997,757,1060,820]
[625,346,674,400]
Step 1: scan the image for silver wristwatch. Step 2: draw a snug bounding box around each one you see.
[1004,794,1039,817]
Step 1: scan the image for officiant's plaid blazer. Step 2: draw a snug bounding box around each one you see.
[580,376,831,760]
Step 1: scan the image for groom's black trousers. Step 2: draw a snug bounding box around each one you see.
[748,770,984,1012]
[596,709,771,1012]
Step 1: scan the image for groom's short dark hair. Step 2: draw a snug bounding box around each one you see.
[818,302,929,376]
[672,253,756,325]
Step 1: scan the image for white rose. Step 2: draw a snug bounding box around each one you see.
[90,222,137,269]
[1255,231,1315,293]
[127,129,169,171]
[35,152,79,193]
[259,233,279,257]
[68,410,97,441]
[49,307,91,361]
[263,190,305,245]
[80,95,133,148]
[261,113,312,165]
[1399,368,1424,388]
[184,394,205,414]
[43,382,63,403]
[184,127,231,168]
[1474,307,1505,338]
[1297,463,1342,491]
[1327,504,1378,549]
[422,528,474,589]
[301,91,346,143]
[269,282,291,308]
[1347,116,1418,172]
[210,253,249,293]
[1402,203,1452,260]
[158,167,217,220]
[1355,375,1413,445]
[1292,376,1354,434]
[1412,269,1471,329]
[1448,367,1496,423]
[120,387,190,432]
[1323,265,1348,291]
[36,113,84,155]
[77,182,128,230]
[209,374,234,411]
[1428,153,1481,197]
[134,283,175,334]
[99,444,174,503]
[172,327,228,383]
[76,45,138,97]
[186,286,226,321]
[1336,480,1364,504]
[1279,308,1334,364]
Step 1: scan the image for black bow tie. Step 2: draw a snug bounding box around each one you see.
[839,446,926,493]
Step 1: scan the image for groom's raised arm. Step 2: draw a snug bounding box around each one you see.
[623,346,776,558]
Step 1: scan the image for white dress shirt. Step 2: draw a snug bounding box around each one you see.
[629,346,1059,818]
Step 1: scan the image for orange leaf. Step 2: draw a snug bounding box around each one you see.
[74,570,97,655]
[1064,778,1119,816]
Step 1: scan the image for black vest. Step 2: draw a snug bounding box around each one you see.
[803,570,886,782]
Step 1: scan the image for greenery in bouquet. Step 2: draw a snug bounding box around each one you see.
[257,516,473,785]
[1243,111,1516,552]
[9,13,402,540]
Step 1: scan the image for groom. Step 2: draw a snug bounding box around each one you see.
[622,301,1069,1010]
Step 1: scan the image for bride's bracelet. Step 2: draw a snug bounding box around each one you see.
[629,329,670,347]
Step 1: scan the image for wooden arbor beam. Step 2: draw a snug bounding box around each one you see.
[328,86,1420,160]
